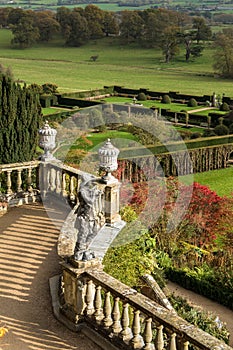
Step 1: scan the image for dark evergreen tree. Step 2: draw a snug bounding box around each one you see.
[0,74,42,164]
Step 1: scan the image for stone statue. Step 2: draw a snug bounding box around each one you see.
[73,174,101,261]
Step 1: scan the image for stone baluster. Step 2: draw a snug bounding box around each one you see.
[6,170,12,195]
[49,167,56,192]
[85,280,95,316]
[130,309,144,349]
[111,297,122,334]
[69,175,76,202]
[168,333,177,350]
[61,172,67,198]
[39,164,44,197]
[27,168,32,192]
[102,291,113,329]
[98,190,103,213]
[143,317,153,350]
[120,303,132,341]
[17,169,22,192]
[93,285,104,323]
[155,325,164,350]
[183,341,189,350]
[55,169,61,194]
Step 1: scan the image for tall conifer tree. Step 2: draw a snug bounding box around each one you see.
[0,74,42,164]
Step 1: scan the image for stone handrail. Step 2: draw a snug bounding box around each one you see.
[0,160,120,229]
[0,160,40,206]
[0,159,90,204]
[39,160,84,202]
[60,261,233,350]
[0,160,85,208]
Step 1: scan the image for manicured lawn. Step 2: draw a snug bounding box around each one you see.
[175,126,205,134]
[191,110,226,116]
[103,97,225,119]
[104,97,195,111]
[0,29,233,97]
[181,167,233,197]
[42,107,69,115]
[72,130,138,151]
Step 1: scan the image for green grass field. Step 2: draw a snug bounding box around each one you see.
[181,167,233,197]
[1,0,233,12]
[0,29,232,97]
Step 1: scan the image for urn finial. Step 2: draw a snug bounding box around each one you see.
[39,121,57,161]
[98,139,119,183]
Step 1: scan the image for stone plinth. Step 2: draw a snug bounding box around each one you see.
[60,259,103,324]
[104,182,121,225]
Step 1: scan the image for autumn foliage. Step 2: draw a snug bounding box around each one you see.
[116,161,233,252]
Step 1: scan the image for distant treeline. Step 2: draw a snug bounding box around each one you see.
[0,6,212,58]
[0,5,232,76]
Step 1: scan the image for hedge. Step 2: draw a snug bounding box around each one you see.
[43,110,73,123]
[61,86,114,99]
[110,86,215,104]
[166,267,233,310]
[56,96,103,108]
[118,135,233,159]
[40,94,58,108]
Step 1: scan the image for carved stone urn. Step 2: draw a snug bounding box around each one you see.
[98,139,119,184]
[39,121,57,161]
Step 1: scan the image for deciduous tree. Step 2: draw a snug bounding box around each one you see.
[11,15,40,48]
[84,5,105,39]
[192,16,212,43]
[120,10,144,44]
[65,10,89,47]
[34,11,60,42]
[213,29,233,78]
[102,11,119,37]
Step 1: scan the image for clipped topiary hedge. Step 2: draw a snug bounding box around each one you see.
[161,94,171,104]
[214,124,229,136]
[187,98,198,107]
[137,92,147,101]
[220,102,230,112]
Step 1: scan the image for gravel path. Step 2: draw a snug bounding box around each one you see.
[1,203,233,349]
[0,203,102,350]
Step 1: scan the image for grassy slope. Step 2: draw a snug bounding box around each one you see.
[0,29,232,96]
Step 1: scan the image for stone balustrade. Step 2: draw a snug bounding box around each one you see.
[0,160,40,206]
[0,160,120,228]
[2,159,233,350]
[0,160,92,205]
[59,260,232,350]
[39,161,83,203]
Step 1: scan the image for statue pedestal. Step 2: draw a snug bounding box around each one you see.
[60,258,103,324]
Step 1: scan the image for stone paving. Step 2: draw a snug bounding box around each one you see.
[0,203,102,350]
[1,203,233,349]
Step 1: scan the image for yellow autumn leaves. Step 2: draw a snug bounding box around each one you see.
[0,326,8,338]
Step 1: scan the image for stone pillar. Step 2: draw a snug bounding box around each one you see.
[60,259,103,324]
[104,182,121,225]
